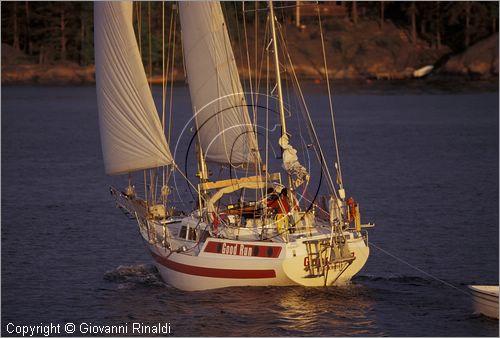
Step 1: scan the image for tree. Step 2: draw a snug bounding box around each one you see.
[351,1,358,26]
[464,1,470,47]
[408,1,417,45]
[446,2,491,50]
[13,1,20,50]
[60,3,66,61]
[485,2,498,34]
[25,1,31,55]
[1,1,497,69]
[434,2,442,49]
[77,2,93,66]
[380,1,385,30]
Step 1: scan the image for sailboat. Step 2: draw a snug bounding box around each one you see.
[94,1,374,291]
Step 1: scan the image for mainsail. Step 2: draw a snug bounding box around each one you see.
[94,2,173,176]
[179,2,259,167]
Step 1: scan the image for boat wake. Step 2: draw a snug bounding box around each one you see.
[104,264,166,288]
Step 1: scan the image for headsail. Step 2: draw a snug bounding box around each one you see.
[94,1,173,176]
[179,2,259,167]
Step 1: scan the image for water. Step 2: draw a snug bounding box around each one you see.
[1,82,498,336]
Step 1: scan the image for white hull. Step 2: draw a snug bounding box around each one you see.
[468,285,499,319]
[413,65,434,78]
[141,217,369,291]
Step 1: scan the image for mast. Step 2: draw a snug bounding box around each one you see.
[268,1,287,139]
[196,140,209,211]
[268,1,309,196]
[269,0,299,217]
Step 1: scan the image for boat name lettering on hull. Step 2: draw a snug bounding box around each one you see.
[304,256,329,267]
[221,242,252,256]
[204,241,282,258]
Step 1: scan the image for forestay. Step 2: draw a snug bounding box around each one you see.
[179,2,259,167]
[94,1,173,175]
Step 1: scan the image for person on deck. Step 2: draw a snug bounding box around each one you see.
[267,187,290,214]
[266,188,278,212]
[346,196,357,223]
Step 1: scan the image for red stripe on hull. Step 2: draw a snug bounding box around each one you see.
[150,251,276,279]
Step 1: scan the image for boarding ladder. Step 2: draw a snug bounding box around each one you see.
[303,235,355,286]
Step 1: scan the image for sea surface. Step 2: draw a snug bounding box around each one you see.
[2,81,498,336]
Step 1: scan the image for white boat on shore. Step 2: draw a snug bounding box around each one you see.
[413,65,434,78]
[468,285,499,319]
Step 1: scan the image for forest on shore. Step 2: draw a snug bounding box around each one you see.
[1,1,499,84]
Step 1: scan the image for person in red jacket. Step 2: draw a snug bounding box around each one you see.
[346,196,357,223]
[267,187,290,214]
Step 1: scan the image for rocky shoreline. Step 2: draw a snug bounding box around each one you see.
[1,62,496,86]
[1,63,96,85]
[2,32,497,85]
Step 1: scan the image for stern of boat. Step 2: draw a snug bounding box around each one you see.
[282,231,369,287]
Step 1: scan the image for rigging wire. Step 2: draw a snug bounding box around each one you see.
[161,3,176,205]
[136,2,142,56]
[148,1,152,90]
[173,162,211,208]
[162,1,166,195]
[242,2,263,204]
[244,3,319,13]
[275,20,337,197]
[222,2,259,175]
[162,2,171,134]
[143,170,147,204]
[254,1,259,110]
[167,4,176,147]
[265,18,270,208]
[164,5,177,205]
[369,242,470,297]
[278,17,303,207]
[148,2,154,203]
[317,7,344,189]
[255,17,270,109]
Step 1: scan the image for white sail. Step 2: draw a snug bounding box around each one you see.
[94,1,173,176]
[179,1,259,167]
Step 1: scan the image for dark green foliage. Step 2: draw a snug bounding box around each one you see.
[309,31,320,40]
[324,19,346,32]
[356,44,367,56]
[374,37,401,50]
[331,38,343,52]
[1,1,498,66]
